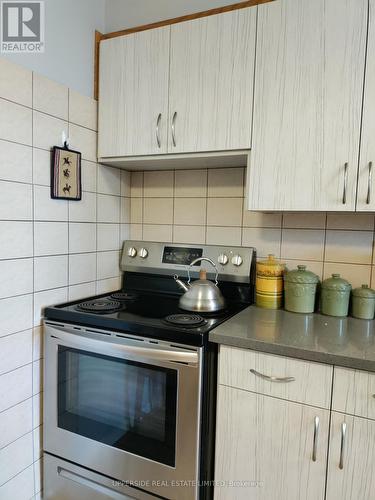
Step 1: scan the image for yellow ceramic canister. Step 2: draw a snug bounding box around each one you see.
[256,254,285,309]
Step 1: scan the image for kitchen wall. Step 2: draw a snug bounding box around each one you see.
[129,169,375,288]
[0,56,130,499]
[4,0,106,96]
[105,0,233,32]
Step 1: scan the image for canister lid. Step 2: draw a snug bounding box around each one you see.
[352,284,375,298]
[322,274,351,291]
[284,265,319,284]
[257,254,284,267]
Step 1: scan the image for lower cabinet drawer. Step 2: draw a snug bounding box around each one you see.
[218,346,333,409]
[333,366,375,420]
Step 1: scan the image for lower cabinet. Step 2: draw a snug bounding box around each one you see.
[326,412,375,500]
[214,385,330,500]
[215,348,375,500]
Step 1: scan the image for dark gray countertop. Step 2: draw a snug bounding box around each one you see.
[209,305,375,372]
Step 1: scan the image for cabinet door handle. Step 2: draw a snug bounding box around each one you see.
[366,161,373,205]
[171,111,177,147]
[342,163,348,205]
[312,416,320,462]
[339,422,347,470]
[249,369,295,383]
[156,113,162,148]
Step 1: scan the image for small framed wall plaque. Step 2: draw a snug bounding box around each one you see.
[51,144,82,200]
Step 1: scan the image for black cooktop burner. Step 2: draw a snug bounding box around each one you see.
[164,314,207,327]
[110,292,139,302]
[76,299,122,314]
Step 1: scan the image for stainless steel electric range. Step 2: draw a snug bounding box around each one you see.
[43,241,255,500]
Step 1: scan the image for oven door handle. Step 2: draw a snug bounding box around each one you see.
[47,326,199,365]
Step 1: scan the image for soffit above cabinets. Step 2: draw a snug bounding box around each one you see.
[99,150,250,171]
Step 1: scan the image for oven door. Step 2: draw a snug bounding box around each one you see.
[44,322,202,500]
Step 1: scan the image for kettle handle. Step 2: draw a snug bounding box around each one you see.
[187,257,219,285]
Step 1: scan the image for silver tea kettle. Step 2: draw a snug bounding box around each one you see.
[174,257,226,312]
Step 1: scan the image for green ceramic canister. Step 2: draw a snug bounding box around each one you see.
[321,274,351,317]
[351,284,375,320]
[284,265,319,314]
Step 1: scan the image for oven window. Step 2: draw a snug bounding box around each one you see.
[57,346,177,467]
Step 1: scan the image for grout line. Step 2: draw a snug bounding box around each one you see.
[30,71,37,498]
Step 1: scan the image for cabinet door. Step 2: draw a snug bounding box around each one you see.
[168,9,256,154]
[98,27,170,158]
[357,0,375,210]
[214,386,330,500]
[326,412,375,500]
[248,0,367,211]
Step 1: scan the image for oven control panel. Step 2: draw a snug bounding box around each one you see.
[121,241,255,283]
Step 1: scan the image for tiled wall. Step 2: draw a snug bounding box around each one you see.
[0,57,130,499]
[129,169,375,288]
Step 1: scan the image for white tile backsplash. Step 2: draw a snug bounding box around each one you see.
[97,165,121,195]
[0,329,32,375]
[69,223,97,253]
[0,58,32,107]
[68,281,96,301]
[0,364,32,412]
[325,230,373,264]
[69,123,97,162]
[34,185,68,221]
[207,198,243,226]
[34,255,68,291]
[174,169,207,198]
[0,258,33,299]
[97,224,120,251]
[0,140,32,184]
[69,89,97,130]
[97,194,120,223]
[0,463,35,499]
[0,221,33,259]
[0,99,32,145]
[0,398,33,449]
[0,294,33,338]
[33,287,68,326]
[97,251,120,280]
[0,432,34,485]
[208,167,244,197]
[33,111,68,151]
[0,181,32,220]
[34,222,69,256]
[69,253,97,285]
[32,147,52,186]
[69,191,97,223]
[33,73,69,120]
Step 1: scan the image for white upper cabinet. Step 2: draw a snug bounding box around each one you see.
[168,9,256,154]
[357,0,375,211]
[98,27,170,158]
[248,0,367,211]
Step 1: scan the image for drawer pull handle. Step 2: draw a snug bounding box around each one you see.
[249,369,295,383]
[312,416,320,462]
[339,422,347,470]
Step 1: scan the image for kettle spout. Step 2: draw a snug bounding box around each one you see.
[174,275,190,292]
